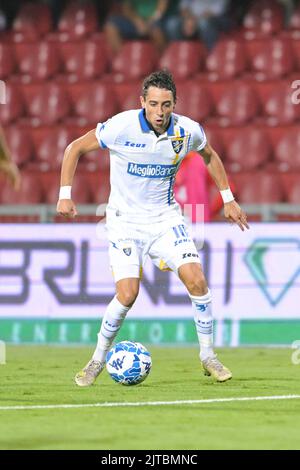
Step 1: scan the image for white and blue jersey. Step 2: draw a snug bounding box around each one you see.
[95,109,207,217]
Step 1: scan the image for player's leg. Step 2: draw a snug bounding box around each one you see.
[75,224,142,387]
[92,277,140,363]
[177,262,213,357]
[179,263,232,382]
[75,277,140,387]
[149,222,232,382]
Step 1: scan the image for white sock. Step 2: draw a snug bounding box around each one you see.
[92,296,131,363]
[190,289,215,361]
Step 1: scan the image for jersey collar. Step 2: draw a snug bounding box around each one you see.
[138,109,175,136]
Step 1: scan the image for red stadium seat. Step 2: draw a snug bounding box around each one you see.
[203,127,225,157]
[0,83,24,125]
[233,171,284,203]
[79,148,110,171]
[58,1,98,40]
[290,39,300,70]
[175,82,213,122]
[3,126,33,167]
[280,173,300,203]
[245,39,265,64]
[243,1,284,38]
[67,82,118,126]
[42,172,92,204]
[206,39,247,81]
[0,44,16,79]
[12,3,53,41]
[264,125,290,160]
[225,127,272,172]
[0,171,43,204]
[22,83,71,126]
[14,42,61,83]
[254,80,280,105]
[114,83,141,111]
[262,82,300,126]
[288,5,300,30]
[214,82,259,126]
[88,170,111,204]
[159,41,206,81]
[29,127,74,171]
[274,128,300,171]
[112,41,158,83]
[60,41,108,82]
[247,38,294,81]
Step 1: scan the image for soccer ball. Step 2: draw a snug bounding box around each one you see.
[106,341,152,385]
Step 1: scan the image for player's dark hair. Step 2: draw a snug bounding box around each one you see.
[142,70,177,102]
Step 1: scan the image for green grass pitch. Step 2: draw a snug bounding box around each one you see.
[0,345,300,450]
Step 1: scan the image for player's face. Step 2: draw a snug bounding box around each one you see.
[140,86,175,134]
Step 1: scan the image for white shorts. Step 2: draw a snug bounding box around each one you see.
[106,208,200,282]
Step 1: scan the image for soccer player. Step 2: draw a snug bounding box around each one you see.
[0,126,21,190]
[57,70,249,386]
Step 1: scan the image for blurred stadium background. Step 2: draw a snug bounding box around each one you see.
[0,0,300,349]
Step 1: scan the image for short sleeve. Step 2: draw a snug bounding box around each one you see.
[192,124,207,152]
[95,118,118,149]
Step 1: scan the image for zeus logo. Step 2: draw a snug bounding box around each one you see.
[125,141,146,148]
[174,238,191,246]
[182,253,199,259]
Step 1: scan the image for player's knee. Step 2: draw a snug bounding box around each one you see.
[185,273,207,296]
[117,286,139,307]
[179,264,208,296]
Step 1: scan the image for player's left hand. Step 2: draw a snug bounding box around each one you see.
[224,200,249,231]
[0,161,21,190]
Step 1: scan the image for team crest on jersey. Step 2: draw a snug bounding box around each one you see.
[123,247,132,256]
[171,137,184,154]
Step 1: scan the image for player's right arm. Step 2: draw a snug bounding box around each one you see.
[0,126,21,190]
[56,129,99,218]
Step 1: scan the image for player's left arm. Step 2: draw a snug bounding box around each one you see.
[199,142,249,231]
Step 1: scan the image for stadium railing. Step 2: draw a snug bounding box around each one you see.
[0,204,299,223]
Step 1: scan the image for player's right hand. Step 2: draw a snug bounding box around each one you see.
[224,200,249,231]
[56,199,78,218]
